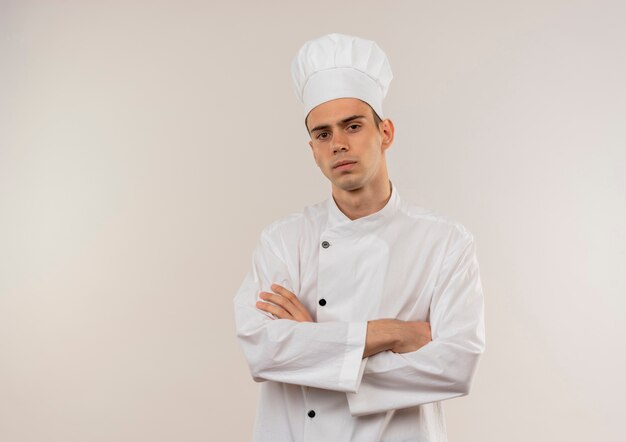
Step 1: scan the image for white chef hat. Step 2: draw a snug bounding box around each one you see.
[291,33,393,119]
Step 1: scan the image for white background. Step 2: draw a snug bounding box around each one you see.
[1,0,625,440]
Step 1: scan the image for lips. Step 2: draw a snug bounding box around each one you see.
[332,160,357,169]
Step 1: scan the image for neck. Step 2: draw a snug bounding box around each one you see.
[332,176,392,221]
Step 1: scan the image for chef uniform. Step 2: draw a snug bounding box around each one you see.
[234,34,486,442]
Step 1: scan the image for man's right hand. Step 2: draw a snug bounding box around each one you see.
[363,319,432,358]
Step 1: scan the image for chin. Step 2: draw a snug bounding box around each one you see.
[334,179,363,192]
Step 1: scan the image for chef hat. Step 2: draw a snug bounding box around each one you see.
[291,33,393,119]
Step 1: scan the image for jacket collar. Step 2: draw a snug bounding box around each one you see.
[326,180,400,232]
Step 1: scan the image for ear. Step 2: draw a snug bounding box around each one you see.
[380,119,395,152]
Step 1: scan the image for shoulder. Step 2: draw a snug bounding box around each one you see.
[259,199,327,243]
[397,198,475,245]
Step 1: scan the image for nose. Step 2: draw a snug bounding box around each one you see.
[332,133,349,154]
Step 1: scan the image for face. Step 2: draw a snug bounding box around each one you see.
[306,98,394,194]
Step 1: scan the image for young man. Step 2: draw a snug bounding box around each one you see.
[234,33,485,442]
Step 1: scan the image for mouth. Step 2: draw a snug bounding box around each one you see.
[332,160,357,170]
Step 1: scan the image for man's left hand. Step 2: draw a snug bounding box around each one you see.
[256,284,314,322]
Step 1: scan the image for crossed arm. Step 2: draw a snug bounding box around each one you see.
[235,230,485,416]
[256,283,433,358]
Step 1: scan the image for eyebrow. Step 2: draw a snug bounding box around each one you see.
[309,114,366,134]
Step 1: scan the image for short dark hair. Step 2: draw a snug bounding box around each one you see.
[305,101,383,134]
[371,107,383,126]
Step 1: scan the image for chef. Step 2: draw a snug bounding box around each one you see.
[234,33,486,442]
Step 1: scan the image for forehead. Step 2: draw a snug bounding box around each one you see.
[306,97,372,128]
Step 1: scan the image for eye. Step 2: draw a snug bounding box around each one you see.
[347,124,361,131]
[316,131,330,140]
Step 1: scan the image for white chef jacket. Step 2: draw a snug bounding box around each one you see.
[234,182,485,442]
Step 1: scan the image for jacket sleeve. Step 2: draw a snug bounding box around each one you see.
[346,233,486,416]
[233,230,368,393]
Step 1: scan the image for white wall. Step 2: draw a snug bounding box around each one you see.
[1,0,625,440]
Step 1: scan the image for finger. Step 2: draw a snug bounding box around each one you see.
[270,284,297,301]
[270,285,308,315]
[256,300,293,320]
[268,285,314,323]
[259,292,299,316]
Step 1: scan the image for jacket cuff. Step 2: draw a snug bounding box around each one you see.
[338,321,368,393]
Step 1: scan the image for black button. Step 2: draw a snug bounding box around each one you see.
[308,410,316,418]
[321,241,330,248]
[318,299,326,306]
